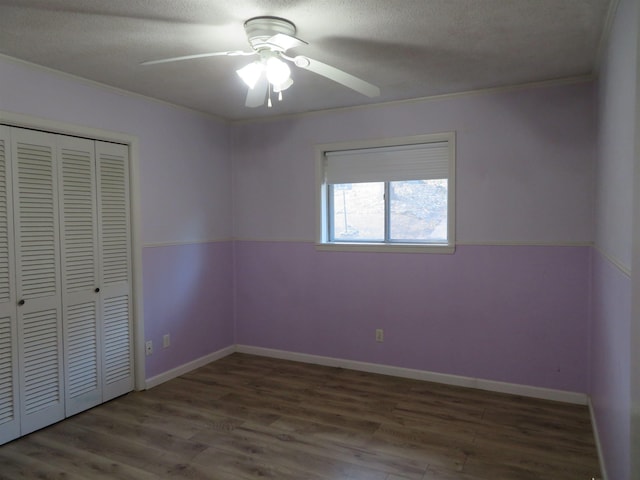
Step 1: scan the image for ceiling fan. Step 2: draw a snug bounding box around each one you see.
[141,16,381,108]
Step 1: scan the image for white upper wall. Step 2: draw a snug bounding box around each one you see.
[596,0,638,271]
[0,55,232,246]
[232,82,596,245]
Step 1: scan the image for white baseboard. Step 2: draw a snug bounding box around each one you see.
[144,343,588,405]
[588,398,608,480]
[236,345,588,405]
[145,345,236,389]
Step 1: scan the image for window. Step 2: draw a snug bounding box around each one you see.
[316,133,455,253]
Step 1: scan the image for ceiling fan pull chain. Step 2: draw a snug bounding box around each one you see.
[278,91,283,101]
[267,83,273,108]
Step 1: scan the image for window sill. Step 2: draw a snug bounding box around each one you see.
[315,242,455,254]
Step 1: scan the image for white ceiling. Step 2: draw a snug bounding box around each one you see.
[0,0,612,121]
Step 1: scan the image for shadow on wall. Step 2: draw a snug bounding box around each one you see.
[142,242,234,378]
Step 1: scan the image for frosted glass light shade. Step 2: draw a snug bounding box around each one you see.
[265,57,291,87]
[236,61,264,89]
[273,78,293,92]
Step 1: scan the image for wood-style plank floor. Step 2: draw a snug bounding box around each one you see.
[0,353,601,479]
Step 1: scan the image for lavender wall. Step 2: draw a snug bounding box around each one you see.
[143,243,234,378]
[592,0,639,478]
[236,242,590,391]
[233,82,595,393]
[0,56,235,378]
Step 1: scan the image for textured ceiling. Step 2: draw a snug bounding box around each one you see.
[0,0,612,121]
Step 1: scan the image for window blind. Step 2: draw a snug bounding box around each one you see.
[324,141,449,184]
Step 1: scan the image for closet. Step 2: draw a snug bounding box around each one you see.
[0,125,133,445]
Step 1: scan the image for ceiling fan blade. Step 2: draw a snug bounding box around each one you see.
[267,33,308,52]
[245,74,268,108]
[140,50,255,66]
[294,56,380,98]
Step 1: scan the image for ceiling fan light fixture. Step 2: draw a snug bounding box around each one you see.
[236,61,264,89]
[265,56,291,88]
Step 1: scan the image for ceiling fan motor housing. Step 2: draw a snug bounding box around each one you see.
[244,16,297,51]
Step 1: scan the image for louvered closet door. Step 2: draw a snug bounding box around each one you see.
[12,128,64,435]
[0,126,19,444]
[57,136,102,416]
[96,142,133,401]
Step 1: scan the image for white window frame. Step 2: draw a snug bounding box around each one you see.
[315,132,456,254]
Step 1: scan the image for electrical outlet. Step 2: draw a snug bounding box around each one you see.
[145,340,153,356]
[163,334,170,348]
[375,329,384,342]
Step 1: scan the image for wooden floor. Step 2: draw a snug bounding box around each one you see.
[0,353,600,480]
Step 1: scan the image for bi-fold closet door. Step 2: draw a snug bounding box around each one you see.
[0,126,133,445]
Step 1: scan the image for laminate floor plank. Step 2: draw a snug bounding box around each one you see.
[471,422,598,461]
[150,377,239,401]
[1,434,157,480]
[192,427,390,480]
[192,445,335,480]
[0,452,86,480]
[422,464,482,480]
[270,414,462,474]
[0,353,601,480]
[192,420,427,480]
[70,410,210,461]
[87,398,213,441]
[119,393,248,434]
[216,391,382,432]
[40,421,212,478]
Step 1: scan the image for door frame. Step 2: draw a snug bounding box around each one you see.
[0,109,146,391]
